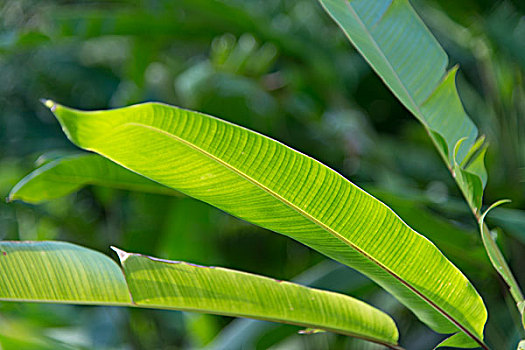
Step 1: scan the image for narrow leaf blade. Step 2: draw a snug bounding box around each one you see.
[318,0,487,217]
[318,0,477,165]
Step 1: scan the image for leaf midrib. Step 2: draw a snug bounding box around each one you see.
[98,120,482,346]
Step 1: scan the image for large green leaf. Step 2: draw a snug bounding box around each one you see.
[0,241,399,348]
[8,153,175,203]
[41,100,487,347]
[318,0,486,213]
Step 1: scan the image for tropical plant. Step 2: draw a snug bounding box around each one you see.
[2,0,524,349]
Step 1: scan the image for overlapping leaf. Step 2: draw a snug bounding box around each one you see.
[0,241,399,347]
[8,153,175,203]
[40,100,487,347]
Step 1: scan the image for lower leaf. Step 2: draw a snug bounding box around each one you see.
[0,241,400,348]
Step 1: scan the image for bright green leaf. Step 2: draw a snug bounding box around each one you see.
[10,153,489,270]
[41,100,487,348]
[114,247,399,347]
[0,241,130,305]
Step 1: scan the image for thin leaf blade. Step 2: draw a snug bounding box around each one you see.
[318,0,486,214]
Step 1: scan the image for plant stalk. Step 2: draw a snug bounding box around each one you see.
[478,220,525,318]
[426,124,525,330]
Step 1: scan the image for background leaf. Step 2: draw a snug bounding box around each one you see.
[8,153,175,204]
[318,0,486,213]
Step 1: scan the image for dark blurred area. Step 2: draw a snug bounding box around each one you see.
[0,0,524,349]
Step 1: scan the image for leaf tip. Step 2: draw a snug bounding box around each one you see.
[111,246,131,263]
[39,98,57,112]
[5,188,19,203]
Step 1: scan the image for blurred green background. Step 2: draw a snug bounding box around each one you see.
[0,0,524,349]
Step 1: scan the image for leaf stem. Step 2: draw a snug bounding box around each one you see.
[426,108,525,330]
[478,220,525,311]
[428,116,525,330]
[469,196,524,332]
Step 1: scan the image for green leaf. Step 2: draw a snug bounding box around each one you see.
[41,100,487,347]
[8,153,176,203]
[114,247,399,347]
[317,0,475,164]
[478,200,525,309]
[453,165,484,212]
[318,0,487,213]
[11,154,488,271]
[451,138,488,212]
[0,241,130,305]
[0,241,399,348]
